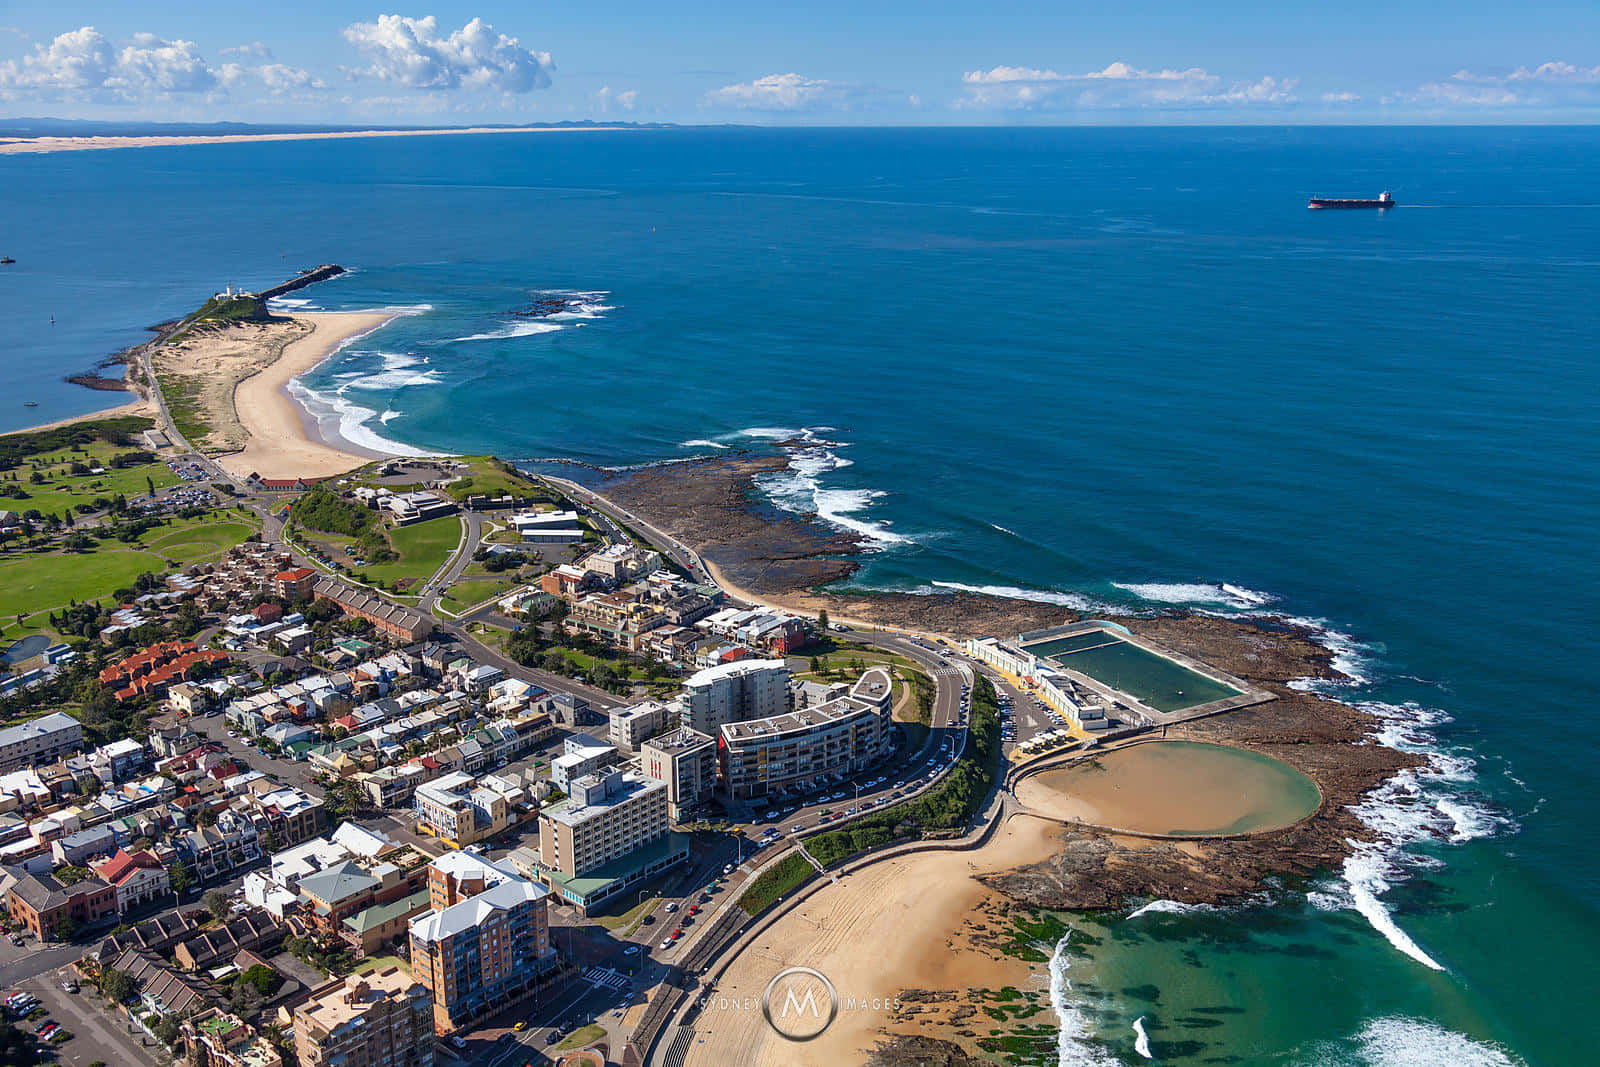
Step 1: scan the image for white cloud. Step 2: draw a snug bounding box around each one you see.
[221,41,272,59]
[1322,91,1361,103]
[0,25,321,101]
[341,15,553,93]
[1507,61,1600,83]
[594,85,638,112]
[959,61,1294,110]
[705,72,843,110]
[1393,61,1600,109]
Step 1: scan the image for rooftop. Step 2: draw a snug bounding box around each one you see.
[295,966,427,1033]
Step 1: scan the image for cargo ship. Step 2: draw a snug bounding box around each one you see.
[1309,191,1395,209]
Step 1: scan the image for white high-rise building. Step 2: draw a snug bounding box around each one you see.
[677,659,790,735]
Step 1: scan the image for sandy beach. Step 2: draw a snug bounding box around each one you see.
[216,311,396,481]
[0,125,632,156]
[6,396,158,436]
[683,814,1060,1067]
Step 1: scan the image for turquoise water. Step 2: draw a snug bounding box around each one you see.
[5,127,1597,1064]
[1023,633,1240,711]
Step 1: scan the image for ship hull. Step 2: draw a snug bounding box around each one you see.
[1308,199,1395,209]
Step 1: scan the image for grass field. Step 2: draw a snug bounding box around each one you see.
[12,445,181,516]
[139,519,256,564]
[358,516,461,594]
[439,577,522,614]
[557,1024,605,1051]
[0,549,167,619]
[438,456,545,502]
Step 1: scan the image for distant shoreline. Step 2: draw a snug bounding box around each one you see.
[0,125,634,156]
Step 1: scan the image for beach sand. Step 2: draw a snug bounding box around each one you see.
[0,125,631,156]
[216,311,396,481]
[6,396,158,436]
[683,814,1060,1067]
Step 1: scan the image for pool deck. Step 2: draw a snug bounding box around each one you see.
[1021,621,1275,728]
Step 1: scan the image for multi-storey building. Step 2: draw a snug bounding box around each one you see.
[2,867,116,940]
[534,770,687,914]
[412,772,515,847]
[640,728,717,820]
[608,700,673,754]
[0,711,82,773]
[551,735,617,793]
[717,667,896,801]
[408,852,556,1034]
[678,659,790,736]
[312,578,434,642]
[183,1008,284,1067]
[293,967,434,1067]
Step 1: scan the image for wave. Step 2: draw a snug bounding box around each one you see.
[453,321,567,342]
[1304,700,1515,973]
[1126,898,1212,920]
[739,426,804,440]
[927,580,1105,613]
[1297,1016,1523,1066]
[1132,1017,1153,1060]
[285,378,435,459]
[1113,580,1279,611]
[679,438,729,450]
[342,352,443,391]
[990,523,1020,536]
[1046,930,1121,1067]
[266,295,318,311]
[754,434,910,550]
[379,409,401,425]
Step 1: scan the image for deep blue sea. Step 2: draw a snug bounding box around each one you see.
[4,127,1597,1065]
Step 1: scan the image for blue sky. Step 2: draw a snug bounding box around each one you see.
[3,2,1599,125]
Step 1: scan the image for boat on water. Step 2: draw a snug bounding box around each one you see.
[0,256,15,264]
[23,402,38,408]
[1309,191,1395,210]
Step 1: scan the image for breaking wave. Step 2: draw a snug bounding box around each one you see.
[679,438,729,450]
[1132,1017,1153,1059]
[1113,581,1280,611]
[1296,1016,1523,1066]
[1046,930,1121,1067]
[454,321,567,342]
[341,352,442,391]
[926,580,1105,612]
[753,429,911,550]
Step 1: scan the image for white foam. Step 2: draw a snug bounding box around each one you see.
[1321,699,1514,974]
[285,378,435,459]
[1113,581,1279,611]
[929,580,1103,612]
[990,523,1019,536]
[1127,898,1209,919]
[453,321,567,342]
[546,300,615,320]
[1132,1017,1153,1059]
[679,439,729,450]
[755,440,909,550]
[1046,931,1121,1067]
[379,409,401,426]
[1340,848,1445,972]
[739,426,804,440]
[1297,1016,1523,1067]
[343,352,443,391]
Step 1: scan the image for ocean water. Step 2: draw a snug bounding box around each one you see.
[4,127,1598,1065]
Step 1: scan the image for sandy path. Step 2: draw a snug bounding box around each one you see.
[217,311,395,481]
[684,815,1059,1067]
[0,125,631,155]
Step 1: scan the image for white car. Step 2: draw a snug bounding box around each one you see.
[665,902,679,913]
[660,939,673,950]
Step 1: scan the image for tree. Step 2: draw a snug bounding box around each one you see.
[204,890,230,920]
[0,1018,41,1065]
[195,806,218,827]
[259,826,279,855]
[100,967,136,1004]
[153,1013,180,1049]
[817,608,830,633]
[170,859,194,896]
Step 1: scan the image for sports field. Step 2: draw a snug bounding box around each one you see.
[1028,630,1240,713]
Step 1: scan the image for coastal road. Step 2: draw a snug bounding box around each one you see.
[543,474,713,584]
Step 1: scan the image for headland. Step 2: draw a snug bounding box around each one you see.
[0,124,634,156]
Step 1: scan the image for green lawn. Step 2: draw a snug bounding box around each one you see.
[0,549,167,619]
[439,577,522,614]
[438,456,545,502]
[16,454,181,516]
[358,516,462,594]
[557,1023,605,1051]
[140,519,256,564]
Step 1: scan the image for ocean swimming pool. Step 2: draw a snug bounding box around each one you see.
[1026,630,1241,713]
